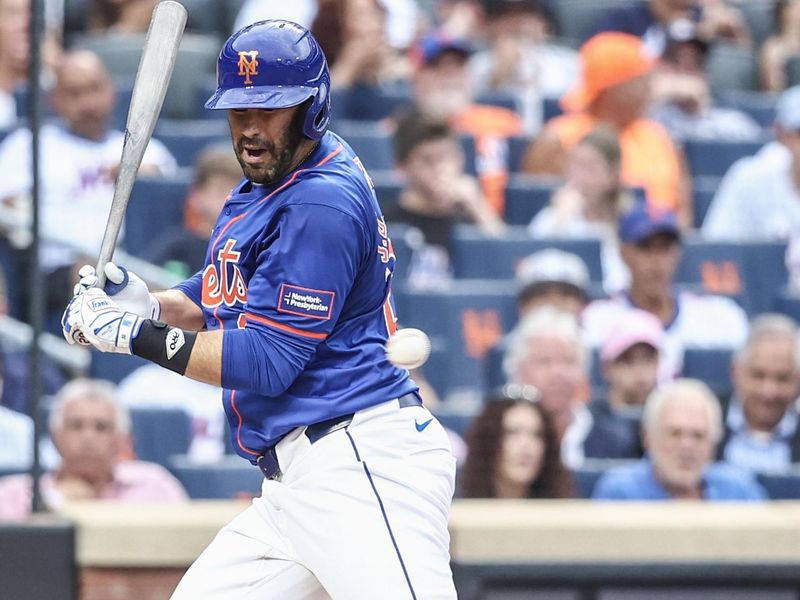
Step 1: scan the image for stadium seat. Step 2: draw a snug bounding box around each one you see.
[503,176,558,225]
[756,470,800,500]
[550,0,641,44]
[130,407,192,469]
[168,455,263,499]
[683,138,767,178]
[71,32,219,119]
[570,459,636,498]
[681,348,734,399]
[180,0,226,38]
[738,0,778,48]
[507,134,532,173]
[393,280,518,399]
[89,350,150,384]
[692,176,720,228]
[717,91,778,129]
[450,225,603,282]
[706,43,760,93]
[771,290,800,322]
[154,119,230,167]
[787,55,800,88]
[372,170,404,213]
[332,83,413,122]
[334,121,395,171]
[676,238,788,316]
[122,172,193,255]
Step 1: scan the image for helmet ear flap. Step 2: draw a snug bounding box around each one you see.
[302,80,330,140]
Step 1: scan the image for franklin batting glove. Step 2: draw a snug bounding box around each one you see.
[75,262,161,319]
[71,288,142,354]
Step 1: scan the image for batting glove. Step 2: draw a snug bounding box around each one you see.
[62,288,142,354]
[75,262,161,320]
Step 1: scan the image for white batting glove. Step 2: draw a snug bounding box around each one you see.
[62,288,142,354]
[75,263,161,319]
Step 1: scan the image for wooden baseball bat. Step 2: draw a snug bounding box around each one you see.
[95,0,187,287]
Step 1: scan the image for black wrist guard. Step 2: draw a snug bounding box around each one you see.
[131,320,197,375]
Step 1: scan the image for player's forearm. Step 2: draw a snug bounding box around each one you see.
[184,329,222,386]
[153,289,205,330]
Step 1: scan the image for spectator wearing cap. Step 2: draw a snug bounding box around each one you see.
[703,86,800,267]
[718,314,800,473]
[588,0,750,57]
[593,378,766,501]
[412,29,523,215]
[591,308,667,457]
[649,20,762,142]
[504,306,641,467]
[529,125,634,294]
[583,199,749,380]
[386,108,504,289]
[522,32,693,227]
[515,248,590,318]
[469,0,579,134]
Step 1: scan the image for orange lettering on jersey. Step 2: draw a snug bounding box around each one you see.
[462,309,502,359]
[202,239,248,308]
[237,51,259,85]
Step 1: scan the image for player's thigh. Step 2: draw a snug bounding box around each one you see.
[273,416,457,599]
[169,504,331,600]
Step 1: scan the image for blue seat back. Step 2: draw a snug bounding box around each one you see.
[684,138,766,178]
[756,470,800,500]
[122,174,193,256]
[89,351,150,384]
[168,455,264,499]
[681,348,734,398]
[450,225,603,282]
[394,281,518,398]
[676,238,788,316]
[504,177,557,225]
[155,119,230,167]
[130,407,192,469]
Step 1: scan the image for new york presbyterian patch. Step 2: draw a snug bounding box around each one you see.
[277,284,335,320]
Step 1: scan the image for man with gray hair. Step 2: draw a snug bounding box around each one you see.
[0,378,187,520]
[719,313,800,473]
[504,306,639,467]
[593,378,766,500]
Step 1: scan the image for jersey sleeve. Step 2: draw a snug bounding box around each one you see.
[173,270,204,308]
[242,201,366,340]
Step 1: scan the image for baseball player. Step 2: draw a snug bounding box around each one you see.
[61,20,457,600]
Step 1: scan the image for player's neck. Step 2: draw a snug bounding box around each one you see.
[288,139,319,173]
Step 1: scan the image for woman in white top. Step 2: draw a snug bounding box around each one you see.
[529,124,633,294]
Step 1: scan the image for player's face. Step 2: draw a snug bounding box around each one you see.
[734,335,799,433]
[496,403,546,496]
[52,398,122,482]
[228,106,304,184]
[647,395,715,496]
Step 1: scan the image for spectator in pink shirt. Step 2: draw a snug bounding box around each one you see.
[0,378,187,520]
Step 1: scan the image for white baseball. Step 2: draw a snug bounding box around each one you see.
[386,328,431,370]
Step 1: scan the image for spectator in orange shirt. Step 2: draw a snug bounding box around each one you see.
[522,32,693,228]
[412,29,524,215]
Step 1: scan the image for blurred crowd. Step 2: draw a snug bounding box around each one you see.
[2,0,800,514]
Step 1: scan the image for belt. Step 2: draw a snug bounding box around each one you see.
[257,392,422,481]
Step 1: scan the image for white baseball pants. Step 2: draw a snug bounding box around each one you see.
[169,398,458,599]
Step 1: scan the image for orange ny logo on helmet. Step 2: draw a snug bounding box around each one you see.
[237,50,259,85]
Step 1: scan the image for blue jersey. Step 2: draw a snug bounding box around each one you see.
[175,131,416,459]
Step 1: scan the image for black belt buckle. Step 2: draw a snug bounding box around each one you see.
[257,449,281,480]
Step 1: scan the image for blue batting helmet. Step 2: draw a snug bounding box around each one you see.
[205,20,331,141]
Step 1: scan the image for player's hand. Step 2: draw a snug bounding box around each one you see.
[75,263,161,319]
[63,288,141,354]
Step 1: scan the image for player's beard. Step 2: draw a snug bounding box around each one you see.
[234,121,304,185]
